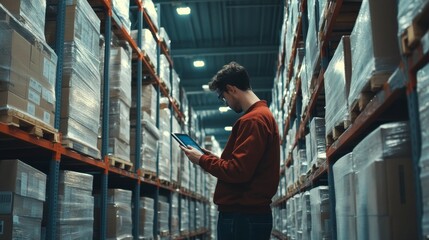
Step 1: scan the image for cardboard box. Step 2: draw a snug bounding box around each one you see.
[0,214,42,240]
[356,157,418,240]
[0,160,46,202]
[0,192,44,219]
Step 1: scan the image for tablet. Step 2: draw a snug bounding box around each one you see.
[171,133,204,154]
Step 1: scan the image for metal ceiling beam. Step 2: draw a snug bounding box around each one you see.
[172,45,278,58]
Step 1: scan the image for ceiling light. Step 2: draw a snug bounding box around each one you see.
[202,84,210,91]
[219,106,230,112]
[224,126,233,131]
[193,60,205,68]
[176,6,191,15]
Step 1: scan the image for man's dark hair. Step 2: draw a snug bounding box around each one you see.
[208,62,251,92]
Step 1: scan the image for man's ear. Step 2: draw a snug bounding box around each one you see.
[226,84,236,93]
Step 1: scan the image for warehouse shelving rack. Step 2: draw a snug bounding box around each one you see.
[0,0,210,239]
[271,0,426,239]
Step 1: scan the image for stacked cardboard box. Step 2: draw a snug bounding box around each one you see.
[46,0,102,158]
[418,64,429,236]
[310,186,331,240]
[95,189,132,240]
[0,5,57,129]
[111,0,131,34]
[0,160,46,240]
[158,197,169,236]
[324,36,352,139]
[139,197,154,239]
[353,122,417,239]
[348,0,400,110]
[57,171,94,239]
[333,153,357,240]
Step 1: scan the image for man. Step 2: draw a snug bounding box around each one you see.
[180,62,280,240]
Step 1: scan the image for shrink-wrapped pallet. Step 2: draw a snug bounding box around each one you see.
[130,28,158,70]
[139,197,154,239]
[310,186,331,240]
[309,117,326,167]
[111,0,130,34]
[397,0,429,37]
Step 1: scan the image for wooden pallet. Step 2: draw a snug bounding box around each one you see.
[400,2,429,55]
[159,179,172,187]
[62,138,101,159]
[326,119,351,146]
[349,72,392,122]
[0,109,59,142]
[141,169,157,180]
[109,155,133,171]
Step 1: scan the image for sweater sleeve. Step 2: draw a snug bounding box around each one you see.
[199,119,267,183]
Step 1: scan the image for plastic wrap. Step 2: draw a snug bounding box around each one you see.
[159,27,171,50]
[301,191,312,239]
[111,0,131,34]
[108,98,130,143]
[139,197,154,239]
[106,203,132,239]
[348,0,400,108]
[58,195,94,221]
[180,197,189,233]
[108,138,130,163]
[0,0,46,41]
[300,57,309,114]
[157,199,169,234]
[0,192,44,219]
[305,133,313,167]
[417,64,429,236]
[181,152,191,190]
[318,0,328,31]
[171,192,179,237]
[0,159,47,202]
[324,36,351,136]
[108,45,132,107]
[333,153,357,240]
[189,200,196,231]
[171,118,181,183]
[310,117,326,166]
[172,69,181,104]
[143,0,159,30]
[159,54,171,90]
[305,0,320,81]
[397,0,428,36]
[59,170,93,192]
[310,186,331,240]
[57,222,93,240]
[0,215,42,240]
[131,84,158,125]
[131,29,158,70]
[58,0,100,56]
[106,189,132,205]
[352,122,411,171]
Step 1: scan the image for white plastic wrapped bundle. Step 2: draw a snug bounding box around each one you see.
[353,122,411,170]
[131,84,158,125]
[171,117,181,183]
[189,200,196,231]
[196,201,204,229]
[310,117,326,166]
[0,192,43,220]
[286,200,293,238]
[288,0,301,43]
[353,122,417,240]
[348,0,400,109]
[111,0,131,34]
[305,133,313,168]
[286,165,294,190]
[295,193,303,238]
[57,221,93,240]
[143,0,159,30]
[189,164,196,193]
[106,189,132,205]
[159,27,171,50]
[397,0,429,36]
[318,0,328,32]
[171,192,179,237]
[333,153,357,240]
[106,203,132,239]
[181,151,191,190]
[0,0,46,41]
[160,54,171,90]
[131,29,157,70]
[324,36,351,136]
[284,7,295,67]
[158,108,171,181]
[139,197,154,239]
[172,69,181,103]
[293,48,305,81]
[305,0,321,82]
[109,98,130,144]
[288,195,298,238]
[300,57,309,114]
[180,197,190,234]
[310,186,331,240]
[417,64,429,236]
[301,191,312,239]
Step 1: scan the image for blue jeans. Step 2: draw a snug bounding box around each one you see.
[217,211,273,240]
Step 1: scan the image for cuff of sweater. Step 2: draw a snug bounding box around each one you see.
[198,154,210,170]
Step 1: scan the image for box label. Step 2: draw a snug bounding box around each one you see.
[29,78,42,93]
[28,89,41,105]
[27,103,36,117]
[43,111,50,124]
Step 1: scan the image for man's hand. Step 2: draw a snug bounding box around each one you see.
[180,145,204,164]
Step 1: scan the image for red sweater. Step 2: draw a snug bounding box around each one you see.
[199,101,280,213]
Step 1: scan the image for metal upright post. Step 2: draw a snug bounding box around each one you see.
[46,0,66,238]
[133,2,144,238]
[100,8,112,240]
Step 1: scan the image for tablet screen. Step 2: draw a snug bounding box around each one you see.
[171,133,204,154]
